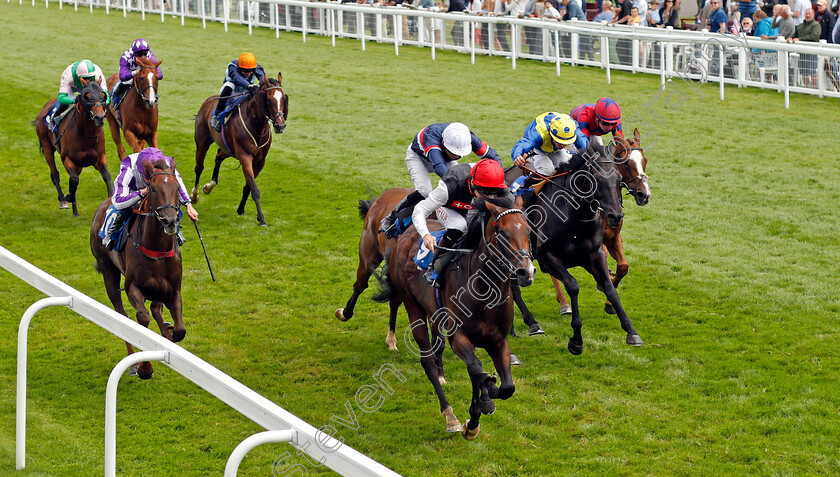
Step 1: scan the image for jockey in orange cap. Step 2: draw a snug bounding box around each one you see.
[210,52,266,131]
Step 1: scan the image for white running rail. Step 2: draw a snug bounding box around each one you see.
[1,244,400,477]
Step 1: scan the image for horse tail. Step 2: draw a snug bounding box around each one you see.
[358,185,376,220]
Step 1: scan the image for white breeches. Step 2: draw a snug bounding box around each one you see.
[405,146,458,197]
[435,207,468,234]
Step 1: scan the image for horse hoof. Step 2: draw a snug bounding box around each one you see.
[626,334,643,346]
[202,181,216,194]
[461,423,480,440]
[510,353,522,366]
[335,308,349,322]
[604,303,617,315]
[128,364,139,377]
[528,323,544,335]
[385,331,398,351]
[442,406,461,432]
[259,222,268,228]
[59,201,69,209]
[479,398,496,415]
[568,339,583,355]
[237,209,245,216]
[137,364,154,380]
[438,375,447,385]
[559,305,572,315]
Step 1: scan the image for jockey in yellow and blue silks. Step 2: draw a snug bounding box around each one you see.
[49,60,110,130]
[509,112,585,194]
[210,52,266,131]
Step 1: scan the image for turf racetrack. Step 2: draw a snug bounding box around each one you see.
[1,3,838,475]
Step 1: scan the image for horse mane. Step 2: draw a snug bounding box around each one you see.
[136,55,155,67]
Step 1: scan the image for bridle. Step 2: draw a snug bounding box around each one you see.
[134,64,160,103]
[483,208,532,277]
[238,83,285,150]
[128,171,181,260]
[78,84,108,123]
[613,144,649,196]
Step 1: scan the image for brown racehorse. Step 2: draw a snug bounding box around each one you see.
[507,130,651,335]
[383,201,534,439]
[90,158,186,379]
[105,56,163,159]
[35,81,112,216]
[191,74,288,226]
[335,187,411,351]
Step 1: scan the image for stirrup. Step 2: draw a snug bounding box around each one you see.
[425,268,440,288]
[379,213,396,237]
[103,237,115,251]
[209,115,221,132]
[176,231,186,246]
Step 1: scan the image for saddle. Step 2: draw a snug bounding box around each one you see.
[46,103,73,135]
[110,84,126,111]
[215,94,250,129]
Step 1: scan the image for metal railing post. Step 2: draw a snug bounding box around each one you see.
[105,351,169,477]
[224,430,298,477]
[16,296,74,470]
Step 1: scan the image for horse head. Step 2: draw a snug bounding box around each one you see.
[483,200,535,287]
[260,73,287,134]
[610,128,650,206]
[579,143,624,229]
[79,81,107,127]
[134,56,162,110]
[141,158,181,236]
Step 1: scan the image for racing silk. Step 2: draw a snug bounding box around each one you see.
[58,61,108,105]
[224,60,267,91]
[118,48,163,82]
[412,163,477,238]
[570,104,625,147]
[510,112,587,159]
[409,123,501,178]
[112,152,191,210]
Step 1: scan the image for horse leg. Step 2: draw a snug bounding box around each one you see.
[106,107,126,159]
[603,233,629,315]
[250,158,268,226]
[150,302,173,341]
[191,133,212,202]
[510,280,542,336]
[123,129,143,155]
[96,156,113,198]
[167,290,186,343]
[63,161,81,217]
[449,334,487,440]
[403,297,458,433]
[98,260,134,358]
[551,276,572,315]
[149,130,159,149]
[540,252,583,355]
[385,298,400,351]
[203,149,226,196]
[124,285,155,379]
[588,250,642,346]
[42,142,67,208]
[336,232,382,322]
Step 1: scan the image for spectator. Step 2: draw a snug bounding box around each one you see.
[610,0,634,65]
[448,0,467,47]
[738,0,757,22]
[815,0,837,41]
[740,15,754,33]
[543,0,563,18]
[492,0,513,53]
[629,5,642,23]
[593,0,614,20]
[558,4,567,16]
[649,0,662,25]
[524,0,544,55]
[789,8,821,87]
[834,9,840,43]
[763,4,795,39]
[658,0,680,27]
[791,0,808,25]
[632,0,649,25]
[696,0,713,28]
[707,0,728,32]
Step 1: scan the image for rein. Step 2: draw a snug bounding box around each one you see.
[134,65,160,101]
[127,171,180,260]
[482,209,532,275]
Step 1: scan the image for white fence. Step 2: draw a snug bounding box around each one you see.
[1,245,400,477]
[13,0,840,107]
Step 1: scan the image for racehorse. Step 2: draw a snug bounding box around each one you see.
[191,74,288,226]
[512,143,642,354]
[384,200,534,439]
[105,55,163,159]
[90,158,186,379]
[34,81,111,216]
[335,187,412,351]
[507,130,650,334]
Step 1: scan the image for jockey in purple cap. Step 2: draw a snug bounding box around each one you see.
[112,39,163,104]
[99,147,198,250]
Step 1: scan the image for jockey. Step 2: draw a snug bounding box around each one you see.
[49,60,109,130]
[100,147,198,250]
[210,52,266,131]
[569,97,624,147]
[412,159,509,288]
[379,122,501,238]
[112,38,163,103]
[511,112,585,176]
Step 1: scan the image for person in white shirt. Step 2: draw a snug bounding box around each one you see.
[791,0,809,25]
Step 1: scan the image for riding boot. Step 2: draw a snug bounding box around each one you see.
[113,81,130,104]
[102,213,126,251]
[425,229,464,288]
[212,85,233,132]
[49,102,70,131]
[380,190,425,238]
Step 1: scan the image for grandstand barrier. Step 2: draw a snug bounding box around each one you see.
[1,245,400,477]
[11,0,840,107]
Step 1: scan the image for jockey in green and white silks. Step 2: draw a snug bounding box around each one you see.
[50,60,109,129]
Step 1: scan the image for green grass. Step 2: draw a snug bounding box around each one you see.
[1,3,839,476]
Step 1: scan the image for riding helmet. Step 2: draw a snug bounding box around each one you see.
[442,122,472,157]
[470,159,507,190]
[548,114,578,145]
[595,97,621,123]
[238,52,258,70]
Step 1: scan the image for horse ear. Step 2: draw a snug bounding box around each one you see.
[277,71,282,85]
[633,127,641,143]
[156,59,163,68]
[484,201,499,215]
[140,158,154,180]
[514,194,524,209]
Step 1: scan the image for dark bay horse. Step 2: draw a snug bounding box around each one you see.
[106,56,163,159]
[335,187,412,351]
[192,74,288,226]
[35,81,111,216]
[385,202,534,439]
[512,144,642,354]
[90,158,186,379]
